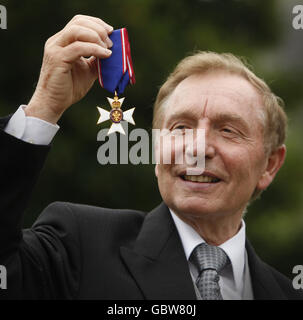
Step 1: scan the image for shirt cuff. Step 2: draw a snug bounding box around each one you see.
[4,105,60,145]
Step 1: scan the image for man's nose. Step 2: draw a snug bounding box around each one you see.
[204,131,216,159]
[189,122,216,159]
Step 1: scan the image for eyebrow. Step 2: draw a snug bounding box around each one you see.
[211,113,250,132]
[165,109,200,126]
[166,110,250,132]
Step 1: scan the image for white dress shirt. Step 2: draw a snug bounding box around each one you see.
[4,105,59,145]
[170,209,254,299]
[4,106,254,299]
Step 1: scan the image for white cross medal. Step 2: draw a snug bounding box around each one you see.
[96,28,136,135]
[97,92,135,135]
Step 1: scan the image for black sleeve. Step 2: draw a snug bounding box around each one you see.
[0,123,80,300]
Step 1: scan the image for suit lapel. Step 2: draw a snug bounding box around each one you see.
[246,240,287,300]
[120,203,197,300]
[121,204,286,300]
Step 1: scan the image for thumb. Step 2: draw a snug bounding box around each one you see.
[87,56,99,81]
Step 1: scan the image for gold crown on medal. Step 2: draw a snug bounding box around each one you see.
[111,95,121,109]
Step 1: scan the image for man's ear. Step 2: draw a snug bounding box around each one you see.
[256,144,286,191]
[154,133,160,179]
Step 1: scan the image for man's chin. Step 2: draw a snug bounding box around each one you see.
[170,198,221,218]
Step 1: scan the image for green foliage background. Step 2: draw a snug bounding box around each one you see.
[0,0,302,279]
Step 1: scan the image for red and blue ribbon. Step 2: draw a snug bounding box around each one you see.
[97,28,135,95]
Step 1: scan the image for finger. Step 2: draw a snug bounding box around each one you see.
[65,19,113,48]
[45,16,114,49]
[61,41,112,63]
[44,30,63,48]
[71,18,113,47]
[104,36,113,49]
[69,14,113,34]
[86,56,98,78]
[55,25,107,48]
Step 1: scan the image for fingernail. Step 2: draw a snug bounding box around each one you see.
[106,49,112,55]
[106,37,113,48]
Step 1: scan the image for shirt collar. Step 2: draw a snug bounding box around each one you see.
[169,208,246,292]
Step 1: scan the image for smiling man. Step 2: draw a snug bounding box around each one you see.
[0,15,302,300]
[155,66,283,246]
[152,53,294,299]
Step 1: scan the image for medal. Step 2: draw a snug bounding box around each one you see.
[97,91,135,135]
[96,28,135,135]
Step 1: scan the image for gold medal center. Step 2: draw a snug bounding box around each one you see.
[110,108,123,123]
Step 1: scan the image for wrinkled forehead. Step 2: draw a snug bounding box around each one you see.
[173,72,260,105]
[163,73,263,123]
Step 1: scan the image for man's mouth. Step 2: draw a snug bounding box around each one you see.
[179,172,222,183]
[182,175,220,183]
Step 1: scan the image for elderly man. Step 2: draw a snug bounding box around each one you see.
[0,15,301,300]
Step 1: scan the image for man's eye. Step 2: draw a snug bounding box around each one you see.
[171,125,188,134]
[222,128,233,133]
[221,127,241,137]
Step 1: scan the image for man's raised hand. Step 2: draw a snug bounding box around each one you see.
[26,15,113,124]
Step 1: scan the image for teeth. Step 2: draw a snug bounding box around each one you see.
[184,175,219,183]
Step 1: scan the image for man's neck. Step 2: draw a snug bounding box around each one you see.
[172,210,243,246]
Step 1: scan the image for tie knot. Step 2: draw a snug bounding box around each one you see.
[190,243,229,274]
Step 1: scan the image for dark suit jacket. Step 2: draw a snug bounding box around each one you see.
[0,116,302,300]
